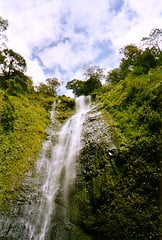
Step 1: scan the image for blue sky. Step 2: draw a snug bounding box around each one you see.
[1,0,162,94]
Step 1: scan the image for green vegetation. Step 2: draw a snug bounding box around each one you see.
[55,95,75,122]
[36,77,60,97]
[0,16,75,214]
[95,66,161,239]
[0,17,61,211]
[67,30,162,239]
[0,91,55,211]
[66,67,103,96]
[0,15,161,239]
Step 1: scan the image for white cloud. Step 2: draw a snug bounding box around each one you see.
[1,0,162,90]
[26,59,48,85]
[39,40,100,72]
[108,0,162,48]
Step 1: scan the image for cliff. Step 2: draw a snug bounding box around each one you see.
[68,66,162,240]
[69,105,117,239]
[0,63,161,240]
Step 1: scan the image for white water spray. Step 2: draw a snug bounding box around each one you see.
[24,96,91,240]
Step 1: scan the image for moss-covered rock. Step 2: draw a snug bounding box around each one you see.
[0,92,75,213]
[0,92,53,212]
[69,106,117,239]
[69,66,161,240]
[55,96,75,122]
[90,66,162,239]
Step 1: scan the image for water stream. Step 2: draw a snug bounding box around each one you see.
[23,96,91,240]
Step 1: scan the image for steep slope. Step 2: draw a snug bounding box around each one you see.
[69,66,161,239]
[69,106,117,239]
[0,92,74,212]
[0,66,161,239]
[0,92,51,211]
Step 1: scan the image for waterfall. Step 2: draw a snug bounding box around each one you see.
[23,96,91,240]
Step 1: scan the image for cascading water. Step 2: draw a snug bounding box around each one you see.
[23,95,91,240]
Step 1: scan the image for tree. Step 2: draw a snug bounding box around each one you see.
[0,16,34,95]
[120,44,141,60]
[83,67,103,95]
[112,43,159,81]
[66,79,85,96]
[0,16,8,48]
[0,48,27,77]
[84,66,104,81]
[132,48,157,75]
[141,28,162,51]
[119,45,142,78]
[66,67,103,96]
[0,17,8,31]
[46,77,60,96]
[0,49,28,93]
[106,68,122,84]
[141,29,162,66]
[4,73,34,95]
[37,77,60,96]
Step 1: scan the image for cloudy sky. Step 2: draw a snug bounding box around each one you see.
[1,0,162,93]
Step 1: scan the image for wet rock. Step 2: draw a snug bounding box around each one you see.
[81,106,116,152]
[69,105,117,239]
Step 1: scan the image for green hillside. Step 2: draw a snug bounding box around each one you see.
[95,65,162,239]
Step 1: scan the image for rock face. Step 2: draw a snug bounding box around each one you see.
[81,106,116,152]
[0,105,63,239]
[0,105,116,240]
[69,106,117,240]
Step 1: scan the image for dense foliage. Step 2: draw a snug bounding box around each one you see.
[0,91,52,210]
[69,66,162,240]
[0,17,61,211]
[0,16,161,239]
[107,44,162,84]
[55,95,75,122]
[66,67,103,96]
[68,30,162,239]
[36,77,60,96]
[0,19,34,95]
[94,66,161,239]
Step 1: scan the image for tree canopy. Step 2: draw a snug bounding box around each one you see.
[0,16,61,97]
[141,28,162,51]
[0,17,32,95]
[106,29,162,84]
[66,67,103,96]
[36,77,60,96]
[0,17,8,48]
